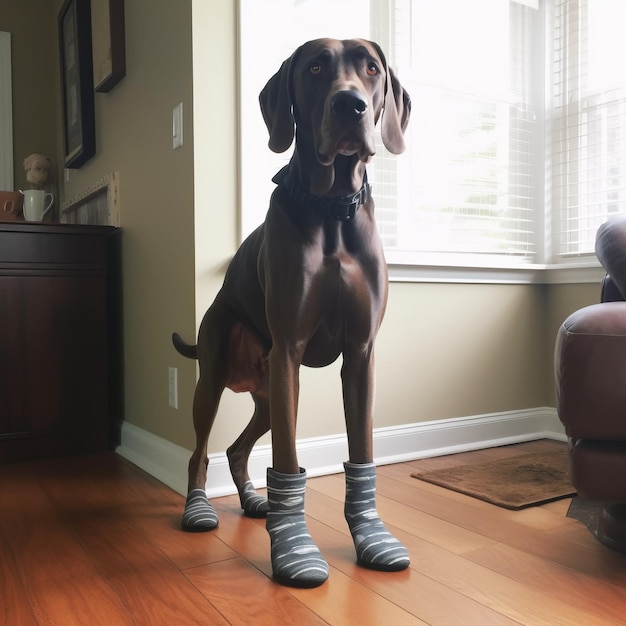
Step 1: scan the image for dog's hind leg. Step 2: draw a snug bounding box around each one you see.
[227,391,271,517]
[182,372,226,531]
[181,307,231,532]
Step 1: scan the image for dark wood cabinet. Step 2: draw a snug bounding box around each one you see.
[0,223,122,462]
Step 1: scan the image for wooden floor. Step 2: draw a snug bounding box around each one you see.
[2,440,626,625]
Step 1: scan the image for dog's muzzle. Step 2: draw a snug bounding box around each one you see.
[316,88,377,165]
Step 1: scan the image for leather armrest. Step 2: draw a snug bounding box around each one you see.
[555,302,626,440]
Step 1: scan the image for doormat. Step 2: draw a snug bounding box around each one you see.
[411,446,576,510]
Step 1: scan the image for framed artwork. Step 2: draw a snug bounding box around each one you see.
[91,0,126,92]
[58,0,96,169]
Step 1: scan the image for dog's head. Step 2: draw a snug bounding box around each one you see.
[259,38,411,166]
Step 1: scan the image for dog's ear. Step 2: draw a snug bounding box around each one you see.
[371,43,411,155]
[259,53,297,153]
[382,67,411,154]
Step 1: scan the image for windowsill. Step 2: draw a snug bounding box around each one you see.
[387,258,605,285]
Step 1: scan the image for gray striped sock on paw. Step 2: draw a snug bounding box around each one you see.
[266,467,329,588]
[344,462,410,571]
[239,480,269,518]
[181,488,219,531]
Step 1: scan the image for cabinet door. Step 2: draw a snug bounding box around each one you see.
[0,275,109,460]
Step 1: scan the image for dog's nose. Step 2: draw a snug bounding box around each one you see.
[331,90,368,122]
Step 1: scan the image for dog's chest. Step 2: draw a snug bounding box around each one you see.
[315,221,382,311]
[317,212,365,256]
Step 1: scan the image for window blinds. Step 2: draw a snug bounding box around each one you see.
[241,1,626,268]
[552,0,626,257]
[372,0,542,263]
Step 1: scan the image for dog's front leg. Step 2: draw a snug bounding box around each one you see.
[260,223,330,586]
[263,341,329,587]
[342,348,376,464]
[341,345,411,572]
[267,343,301,474]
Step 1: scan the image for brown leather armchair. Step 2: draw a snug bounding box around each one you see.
[555,217,626,552]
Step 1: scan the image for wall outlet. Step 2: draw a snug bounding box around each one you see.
[168,367,178,409]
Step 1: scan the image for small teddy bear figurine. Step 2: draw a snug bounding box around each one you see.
[23,153,53,189]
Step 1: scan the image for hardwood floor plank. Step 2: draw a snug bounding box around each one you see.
[0,467,134,626]
[64,512,229,624]
[356,513,619,626]
[212,495,510,625]
[402,540,620,626]
[249,498,514,625]
[379,468,626,585]
[537,522,626,585]
[306,474,497,554]
[309,520,523,626]
[0,526,38,626]
[473,439,566,459]
[402,449,495,472]
[404,440,566,474]
[210,496,272,575]
[2,446,625,625]
[303,475,619,625]
[136,503,239,571]
[212,499,430,626]
[377,465,575,531]
[185,557,329,626]
[36,453,238,572]
[3,459,226,624]
[344,565,521,626]
[466,542,626,624]
[286,565,429,626]
[540,497,572,517]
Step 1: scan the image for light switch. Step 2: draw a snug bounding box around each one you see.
[168,367,178,409]
[173,103,183,149]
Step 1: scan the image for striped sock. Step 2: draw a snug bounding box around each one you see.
[181,488,219,531]
[344,462,410,571]
[239,480,269,518]
[266,468,329,587]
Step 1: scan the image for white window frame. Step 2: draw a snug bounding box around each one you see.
[238,0,606,285]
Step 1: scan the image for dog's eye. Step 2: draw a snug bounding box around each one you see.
[366,62,379,76]
[310,63,322,75]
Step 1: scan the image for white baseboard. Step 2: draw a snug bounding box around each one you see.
[116,407,565,499]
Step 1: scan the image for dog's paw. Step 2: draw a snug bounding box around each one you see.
[181,489,219,531]
[240,480,269,518]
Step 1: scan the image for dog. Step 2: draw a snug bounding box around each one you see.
[173,38,411,587]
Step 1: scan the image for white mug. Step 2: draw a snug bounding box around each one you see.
[23,190,54,222]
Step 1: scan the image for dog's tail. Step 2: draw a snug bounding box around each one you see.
[172,332,198,360]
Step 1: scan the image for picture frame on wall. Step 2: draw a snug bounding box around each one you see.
[91,0,126,93]
[58,0,96,169]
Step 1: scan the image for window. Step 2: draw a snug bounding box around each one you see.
[551,0,626,258]
[378,0,542,267]
[239,1,626,274]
